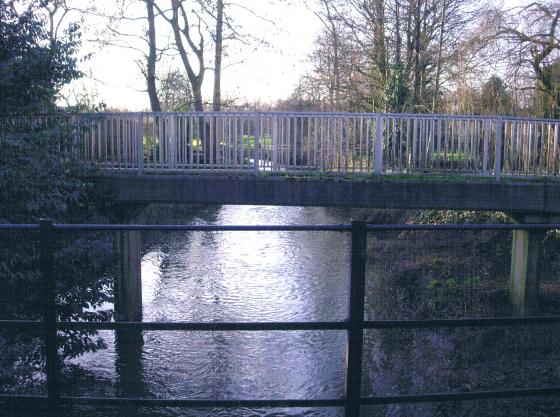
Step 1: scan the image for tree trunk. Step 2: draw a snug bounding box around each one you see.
[193,85,204,112]
[393,0,405,111]
[412,0,423,110]
[158,1,206,112]
[212,0,224,112]
[322,1,340,111]
[373,0,387,111]
[432,0,447,112]
[146,0,161,112]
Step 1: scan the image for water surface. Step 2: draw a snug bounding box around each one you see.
[74,205,358,416]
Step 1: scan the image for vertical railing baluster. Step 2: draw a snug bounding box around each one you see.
[307,116,315,169]
[345,220,367,417]
[351,117,356,173]
[319,117,324,171]
[169,113,177,169]
[137,112,144,175]
[436,118,442,173]
[495,116,503,181]
[201,114,207,168]
[374,115,383,174]
[104,117,108,167]
[365,118,370,173]
[554,122,559,176]
[97,118,102,162]
[429,118,435,171]
[254,112,260,174]
[197,114,202,168]
[300,116,304,169]
[412,118,418,172]
[241,115,245,169]
[40,219,59,417]
[293,115,297,170]
[482,119,489,175]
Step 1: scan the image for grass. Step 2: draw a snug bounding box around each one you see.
[258,171,552,183]
[143,135,273,152]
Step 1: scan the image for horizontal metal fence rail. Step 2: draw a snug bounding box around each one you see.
[8,112,560,178]
[4,223,560,232]
[1,221,560,417]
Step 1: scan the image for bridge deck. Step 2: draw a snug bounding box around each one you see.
[93,172,560,215]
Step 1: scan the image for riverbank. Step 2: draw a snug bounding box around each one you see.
[363,209,560,417]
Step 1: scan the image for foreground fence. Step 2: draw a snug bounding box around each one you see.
[1,221,560,416]
[8,112,560,178]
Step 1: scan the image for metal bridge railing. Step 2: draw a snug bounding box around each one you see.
[9,112,560,178]
[1,221,560,416]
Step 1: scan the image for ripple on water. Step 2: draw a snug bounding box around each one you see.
[71,206,354,417]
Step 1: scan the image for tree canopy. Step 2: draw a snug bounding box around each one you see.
[0,0,82,115]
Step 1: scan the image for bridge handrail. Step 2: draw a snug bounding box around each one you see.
[7,110,560,122]
[4,111,560,178]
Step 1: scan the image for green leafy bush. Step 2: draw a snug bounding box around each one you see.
[0,122,115,390]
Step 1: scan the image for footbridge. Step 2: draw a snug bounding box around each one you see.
[65,110,560,213]
[45,111,560,313]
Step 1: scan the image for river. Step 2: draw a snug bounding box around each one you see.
[34,204,560,417]
[71,205,365,416]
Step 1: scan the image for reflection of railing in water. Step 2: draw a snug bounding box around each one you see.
[11,112,560,178]
[2,221,560,416]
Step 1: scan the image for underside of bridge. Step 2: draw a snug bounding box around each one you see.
[96,173,560,317]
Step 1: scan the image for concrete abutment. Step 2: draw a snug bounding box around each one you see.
[509,214,557,314]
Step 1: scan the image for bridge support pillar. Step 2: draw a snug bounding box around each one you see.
[110,204,145,322]
[509,214,552,315]
[114,230,145,408]
[115,229,142,321]
[510,229,542,315]
[109,204,146,406]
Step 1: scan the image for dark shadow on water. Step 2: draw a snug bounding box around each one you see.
[115,328,147,417]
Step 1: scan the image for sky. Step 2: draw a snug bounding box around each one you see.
[64,0,525,111]
[64,0,323,111]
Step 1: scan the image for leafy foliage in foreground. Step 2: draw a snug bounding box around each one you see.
[0,0,113,391]
[0,122,115,390]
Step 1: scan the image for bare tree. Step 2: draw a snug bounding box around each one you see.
[313,0,343,110]
[431,0,448,111]
[158,68,193,110]
[154,0,206,111]
[497,1,560,117]
[304,0,481,113]
[212,0,223,111]
[146,0,162,111]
